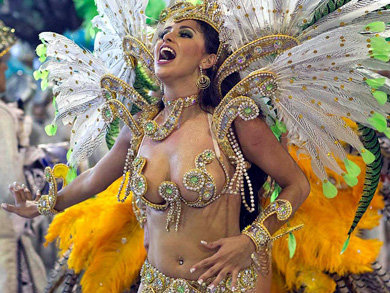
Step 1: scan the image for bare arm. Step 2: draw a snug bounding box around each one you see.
[234,117,310,235]
[55,126,132,210]
[2,126,132,217]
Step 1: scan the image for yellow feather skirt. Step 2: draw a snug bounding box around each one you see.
[46,150,384,293]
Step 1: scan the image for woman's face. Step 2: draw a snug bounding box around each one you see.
[154,20,210,84]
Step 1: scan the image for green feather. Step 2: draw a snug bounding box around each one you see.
[105,118,120,150]
[361,148,375,164]
[365,77,386,89]
[343,125,382,253]
[66,167,78,183]
[384,128,390,139]
[288,233,297,259]
[340,236,350,254]
[262,181,271,193]
[342,173,358,187]
[365,21,386,33]
[370,36,390,62]
[45,124,57,136]
[373,90,388,105]
[367,112,387,132]
[270,123,282,138]
[322,180,338,198]
[343,158,361,177]
[270,184,282,202]
[276,120,287,134]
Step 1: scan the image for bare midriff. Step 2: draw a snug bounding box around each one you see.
[146,192,242,280]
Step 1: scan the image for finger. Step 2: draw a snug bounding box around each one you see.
[1,203,19,214]
[23,186,33,201]
[10,184,24,204]
[231,270,239,292]
[191,254,218,272]
[19,184,27,201]
[35,190,42,201]
[201,239,223,250]
[208,269,229,291]
[197,264,222,285]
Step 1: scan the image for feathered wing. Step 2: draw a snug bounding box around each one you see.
[217,0,390,186]
[217,0,390,87]
[215,1,390,251]
[39,32,151,166]
[39,32,111,166]
[92,0,154,85]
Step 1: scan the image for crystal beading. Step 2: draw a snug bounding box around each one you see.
[144,94,199,141]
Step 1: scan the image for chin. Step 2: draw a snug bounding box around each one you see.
[155,67,176,83]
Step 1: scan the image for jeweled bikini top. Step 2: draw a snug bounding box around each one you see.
[132,147,230,232]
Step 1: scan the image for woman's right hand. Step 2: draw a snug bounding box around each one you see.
[1,183,40,218]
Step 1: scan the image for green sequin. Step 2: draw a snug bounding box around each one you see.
[190,176,199,184]
[244,107,253,114]
[266,83,274,91]
[145,122,154,132]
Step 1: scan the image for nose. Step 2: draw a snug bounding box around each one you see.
[163,31,174,43]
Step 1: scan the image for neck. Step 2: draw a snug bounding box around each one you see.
[161,76,199,102]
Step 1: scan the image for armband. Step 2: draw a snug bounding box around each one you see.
[36,164,68,216]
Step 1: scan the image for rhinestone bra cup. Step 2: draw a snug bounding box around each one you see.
[132,149,229,231]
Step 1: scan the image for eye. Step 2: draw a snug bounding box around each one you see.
[158,30,169,39]
[179,30,193,38]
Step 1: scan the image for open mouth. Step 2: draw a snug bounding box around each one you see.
[159,46,176,62]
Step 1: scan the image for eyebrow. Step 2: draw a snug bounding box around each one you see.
[163,25,198,33]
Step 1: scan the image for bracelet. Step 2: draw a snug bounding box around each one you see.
[36,164,68,216]
[242,199,303,276]
[242,199,294,251]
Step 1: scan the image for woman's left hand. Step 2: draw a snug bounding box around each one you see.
[190,234,256,291]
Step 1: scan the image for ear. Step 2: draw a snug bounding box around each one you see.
[200,53,217,70]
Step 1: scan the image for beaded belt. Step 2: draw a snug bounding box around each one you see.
[140,260,257,292]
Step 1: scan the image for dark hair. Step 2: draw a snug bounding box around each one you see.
[197,21,268,230]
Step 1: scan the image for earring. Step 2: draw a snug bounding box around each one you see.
[196,66,210,90]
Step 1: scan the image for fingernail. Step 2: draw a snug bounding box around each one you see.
[232,286,236,291]
[197,279,203,285]
[207,284,215,291]
[200,240,208,245]
[1,203,7,209]
[190,268,196,273]
[21,184,25,188]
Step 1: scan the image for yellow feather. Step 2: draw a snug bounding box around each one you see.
[271,148,384,291]
[45,178,146,292]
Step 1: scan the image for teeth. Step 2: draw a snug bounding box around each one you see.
[159,46,176,61]
[161,47,175,55]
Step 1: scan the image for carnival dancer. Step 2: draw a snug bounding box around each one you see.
[3,1,390,292]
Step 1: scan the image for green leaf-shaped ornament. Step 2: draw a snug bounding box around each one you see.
[288,233,297,259]
[322,180,337,198]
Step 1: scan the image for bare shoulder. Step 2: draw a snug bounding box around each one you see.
[233,117,276,148]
